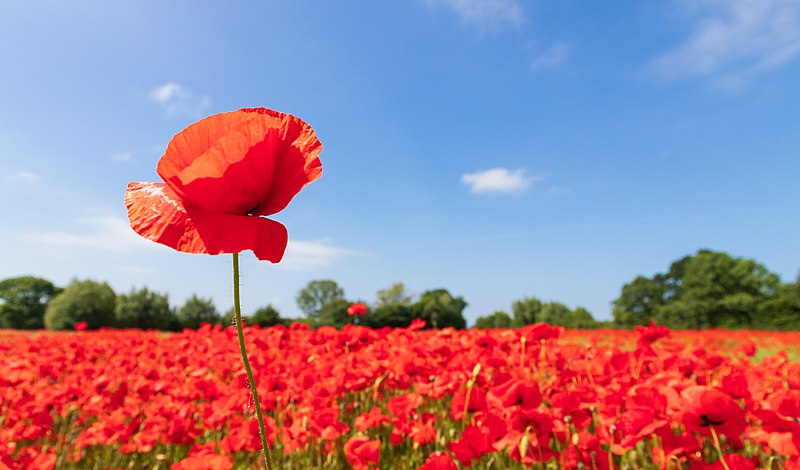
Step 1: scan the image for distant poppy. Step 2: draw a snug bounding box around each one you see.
[125,108,322,262]
[347,302,367,316]
[74,321,88,331]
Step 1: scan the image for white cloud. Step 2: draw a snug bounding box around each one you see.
[111,152,133,162]
[149,82,185,103]
[278,239,359,271]
[6,171,38,183]
[531,42,575,70]
[26,217,156,252]
[426,0,523,28]
[149,82,212,117]
[655,0,800,88]
[461,167,542,194]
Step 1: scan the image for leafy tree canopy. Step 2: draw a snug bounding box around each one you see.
[414,289,467,329]
[375,282,413,308]
[115,287,177,330]
[296,280,345,319]
[44,279,116,330]
[473,311,512,329]
[0,276,60,329]
[177,295,219,329]
[613,249,783,329]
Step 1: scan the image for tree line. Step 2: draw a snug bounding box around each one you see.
[1,249,798,331]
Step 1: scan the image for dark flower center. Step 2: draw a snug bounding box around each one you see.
[246,204,260,215]
[699,414,725,427]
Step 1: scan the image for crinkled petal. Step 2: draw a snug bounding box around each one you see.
[157,108,322,216]
[125,182,288,262]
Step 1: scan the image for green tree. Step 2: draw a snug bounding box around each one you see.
[0,276,60,329]
[115,287,178,330]
[376,282,413,308]
[473,311,512,329]
[318,298,352,328]
[538,302,571,325]
[177,295,220,329]
[44,279,116,330]
[414,289,467,329]
[566,307,599,329]
[614,250,782,329]
[511,297,543,327]
[296,280,344,320]
[757,277,800,330]
[250,305,284,327]
[366,304,415,328]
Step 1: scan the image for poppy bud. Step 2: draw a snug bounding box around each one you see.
[519,430,531,459]
[471,363,482,379]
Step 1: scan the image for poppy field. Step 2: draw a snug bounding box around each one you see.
[1,322,799,470]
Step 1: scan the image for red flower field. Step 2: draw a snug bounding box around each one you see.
[1,323,799,469]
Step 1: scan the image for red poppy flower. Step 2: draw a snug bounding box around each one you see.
[680,386,746,442]
[347,302,367,316]
[343,435,380,470]
[125,108,322,262]
[74,321,88,331]
[419,451,458,470]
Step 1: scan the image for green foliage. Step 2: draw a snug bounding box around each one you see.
[366,303,415,328]
[250,305,285,327]
[296,280,345,320]
[414,289,467,329]
[473,311,512,329]
[757,278,800,330]
[318,298,352,328]
[538,302,571,325]
[0,276,60,329]
[177,295,220,329]
[44,279,116,330]
[511,297,542,326]
[613,249,784,329]
[568,307,599,329]
[375,282,413,308]
[115,287,178,330]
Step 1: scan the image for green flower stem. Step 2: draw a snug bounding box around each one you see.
[233,252,273,470]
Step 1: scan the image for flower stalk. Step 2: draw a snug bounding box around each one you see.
[233,252,273,470]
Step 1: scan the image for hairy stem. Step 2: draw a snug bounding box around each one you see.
[233,252,273,470]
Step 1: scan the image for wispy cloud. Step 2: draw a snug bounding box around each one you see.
[461,167,543,194]
[531,42,575,70]
[25,217,156,252]
[655,0,800,89]
[425,0,523,28]
[278,239,359,271]
[111,152,133,163]
[149,82,212,117]
[6,171,38,183]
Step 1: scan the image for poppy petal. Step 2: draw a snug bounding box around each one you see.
[157,108,322,216]
[125,182,288,262]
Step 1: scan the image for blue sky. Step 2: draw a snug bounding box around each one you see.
[1,0,799,323]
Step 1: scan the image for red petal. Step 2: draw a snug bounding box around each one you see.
[125,182,288,262]
[157,108,322,216]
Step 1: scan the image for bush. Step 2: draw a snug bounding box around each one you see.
[473,311,512,329]
[250,305,284,327]
[177,295,220,329]
[115,287,178,330]
[44,279,116,330]
[366,303,415,328]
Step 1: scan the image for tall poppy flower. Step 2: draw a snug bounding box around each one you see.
[125,107,322,262]
[124,107,322,470]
